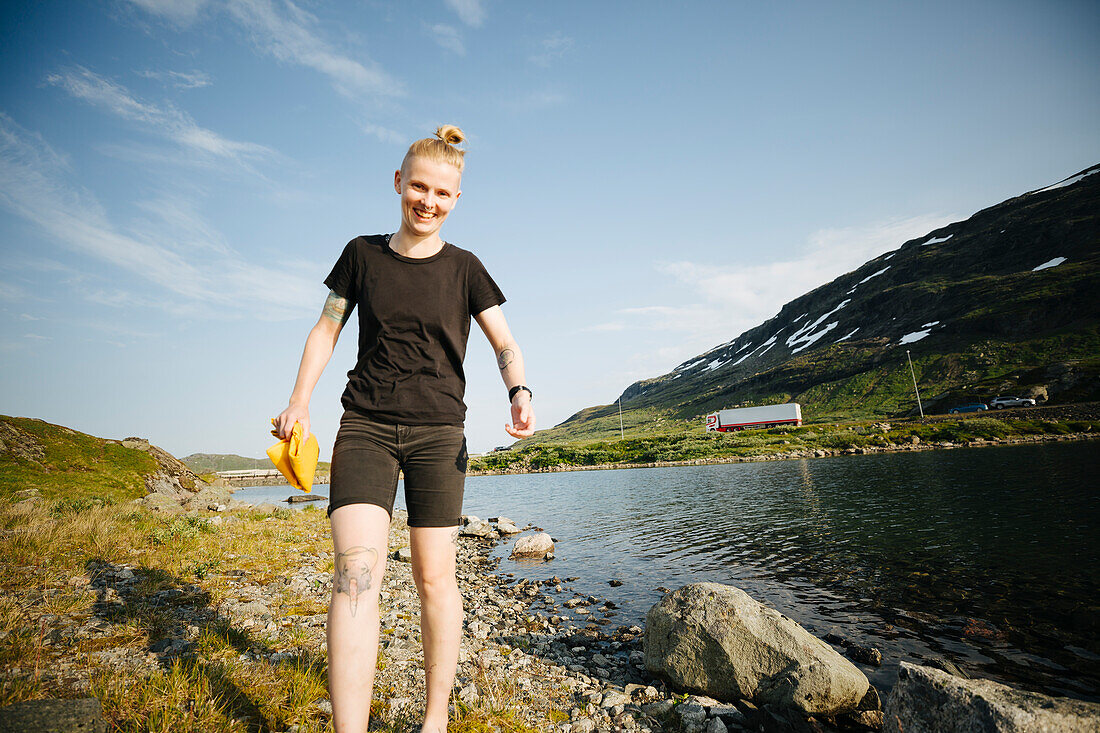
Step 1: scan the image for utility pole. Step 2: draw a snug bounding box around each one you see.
[618,396,625,440]
[907,350,924,419]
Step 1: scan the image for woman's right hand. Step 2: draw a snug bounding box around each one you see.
[274,402,310,440]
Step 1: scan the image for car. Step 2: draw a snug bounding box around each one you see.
[989,396,1036,409]
[948,403,989,414]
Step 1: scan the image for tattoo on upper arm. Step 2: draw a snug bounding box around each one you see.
[497,348,514,370]
[322,290,352,324]
[334,546,378,617]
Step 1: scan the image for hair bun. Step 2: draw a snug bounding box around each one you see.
[435,125,466,147]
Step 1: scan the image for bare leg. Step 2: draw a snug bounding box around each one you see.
[410,524,463,732]
[328,504,391,733]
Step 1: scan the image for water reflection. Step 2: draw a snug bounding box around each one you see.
[463,441,1100,699]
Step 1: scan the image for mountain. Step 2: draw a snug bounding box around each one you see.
[180,453,271,472]
[544,165,1100,442]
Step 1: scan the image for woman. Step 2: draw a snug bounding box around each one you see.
[273,125,535,732]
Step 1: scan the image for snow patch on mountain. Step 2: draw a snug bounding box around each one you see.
[786,300,850,349]
[1030,169,1098,194]
[1032,257,1067,271]
[792,322,838,353]
[703,358,729,372]
[923,233,953,246]
[858,266,891,285]
[899,329,932,344]
[835,327,860,343]
[677,358,706,371]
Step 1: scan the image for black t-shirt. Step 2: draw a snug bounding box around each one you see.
[323,234,506,425]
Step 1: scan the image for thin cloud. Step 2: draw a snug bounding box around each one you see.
[362,122,406,145]
[444,0,485,28]
[428,24,465,55]
[45,66,271,165]
[137,69,213,89]
[0,114,317,321]
[529,32,573,67]
[127,0,210,26]
[618,214,955,372]
[224,0,404,100]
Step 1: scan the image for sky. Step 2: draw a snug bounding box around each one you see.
[1,1,1098,458]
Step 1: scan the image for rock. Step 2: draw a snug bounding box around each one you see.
[140,492,184,514]
[706,717,728,733]
[858,685,881,711]
[573,719,597,733]
[287,494,324,503]
[644,583,868,716]
[843,709,884,728]
[601,690,630,708]
[461,520,493,538]
[391,547,413,562]
[144,471,191,499]
[0,697,108,732]
[642,700,674,716]
[496,519,522,534]
[884,662,1100,732]
[251,502,281,515]
[847,644,883,666]
[511,533,555,559]
[185,485,232,511]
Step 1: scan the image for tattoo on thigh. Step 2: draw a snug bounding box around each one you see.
[497,348,514,370]
[450,527,460,546]
[334,546,378,617]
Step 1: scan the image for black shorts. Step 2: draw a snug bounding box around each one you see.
[327,410,468,528]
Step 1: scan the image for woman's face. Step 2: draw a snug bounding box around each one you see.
[394,156,462,239]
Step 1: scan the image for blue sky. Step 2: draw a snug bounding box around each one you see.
[1,0,1097,458]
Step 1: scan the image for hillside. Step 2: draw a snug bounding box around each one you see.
[531,165,1100,444]
[181,453,272,472]
[0,416,203,503]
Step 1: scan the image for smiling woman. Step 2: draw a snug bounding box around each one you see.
[270,125,536,733]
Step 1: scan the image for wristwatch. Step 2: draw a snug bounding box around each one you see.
[509,385,533,402]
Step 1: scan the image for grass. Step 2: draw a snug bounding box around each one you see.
[0,416,156,503]
[1,431,574,731]
[471,415,1100,473]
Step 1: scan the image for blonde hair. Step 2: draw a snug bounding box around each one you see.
[401,125,466,173]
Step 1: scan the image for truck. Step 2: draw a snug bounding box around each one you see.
[705,403,803,432]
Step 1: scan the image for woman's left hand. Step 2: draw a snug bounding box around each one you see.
[506,393,535,438]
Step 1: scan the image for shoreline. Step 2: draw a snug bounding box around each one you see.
[468,429,1099,476]
[6,492,1093,729]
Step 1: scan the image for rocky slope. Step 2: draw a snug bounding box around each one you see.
[551,165,1100,440]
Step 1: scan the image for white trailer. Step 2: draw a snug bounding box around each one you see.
[705,403,802,432]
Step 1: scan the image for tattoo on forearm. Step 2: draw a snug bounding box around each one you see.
[497,348,514,371]
[322,290,352,324]
[334,546,378,617]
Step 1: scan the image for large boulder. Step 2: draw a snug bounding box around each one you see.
[184,485,232,511]
[884,662,1100,732]
[510,532,554,559]
[139,492,184,514]
[644,582,868,716]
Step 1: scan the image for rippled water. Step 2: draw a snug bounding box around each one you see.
[459,440,1100,699]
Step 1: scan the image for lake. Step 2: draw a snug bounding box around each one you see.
[238,439,1100,699]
